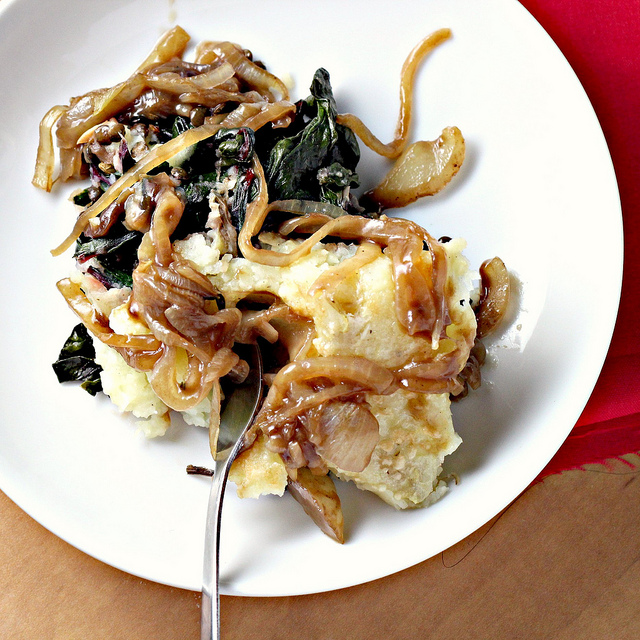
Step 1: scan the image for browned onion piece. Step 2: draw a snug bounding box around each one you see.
[32,105,67,191]
[58,273,238,412]
[235,303,291,344]
[301,401,380,473]
[452,339,487,400]
[54,27,190,151]
[58,147,86,183]
[269,315,316,361]
[148,188,185,266]
[278,213,333,236]
[393,350,467,382]
[392,338,472,395]
[143,61,235,94]
[147,344,239,411]
[268,357,396,405]
[336,29,452,159]
[56,278,165,374]
[133,25,191,74]
[386,231,449,340]
[269,199,348,219]
[287,468,344,544]
[366,126,465,210]
[250,356,395,473]
[397,375,464,395]
[194,40,290,102]
[476,257,510,338]
[176,88,264,107]
[85,199,124,239]
[270,383,372,431]
[55,76,148,150]
[51,119,225,256]
[132,259,238,361]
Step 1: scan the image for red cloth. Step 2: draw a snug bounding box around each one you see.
[519,0,640,477]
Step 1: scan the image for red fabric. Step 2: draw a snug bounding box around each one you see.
[519,0,640,478]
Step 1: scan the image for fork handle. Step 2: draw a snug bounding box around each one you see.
[201,452,234,640]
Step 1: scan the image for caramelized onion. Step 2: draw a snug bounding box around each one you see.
[134,25,191,74]
[267,357,396,405]
[32,105,67,191]
[307,243,381,297]
[85,199,124,239]
[194,40,290,102]
[235,303,292,344]
[269,315,316,361]
[287,468,345,543]
[278,214,333,235]
[336,29,451,159]
[476,257,510,338]
[301,401,380,473]
[146,344,238,411]
[453,339,486,400]
[270,199,348,220]
[56,278,165,375]
[53,26,190,151]
[56,278,158,350]
[58,146,86,183]
[144,61,236,94]
[55,77,147,150]
[248,355,392,479]
[366,126,465,210]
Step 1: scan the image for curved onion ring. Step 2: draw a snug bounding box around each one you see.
[265,357,396,407]
[476,257,511,338]
[144,61,236,94]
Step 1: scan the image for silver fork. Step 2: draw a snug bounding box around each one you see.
[201,345,263,640]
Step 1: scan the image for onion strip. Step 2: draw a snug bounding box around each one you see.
[56,278,161,353]
[144,61,236,94]
[134,25,191,74]
[336,29,451,158]
[266,357,396,406]
[194,41,290,102]
[32,105,67,191]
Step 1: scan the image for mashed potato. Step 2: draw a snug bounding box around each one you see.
[95,228,475,509]
[188,233,473,508]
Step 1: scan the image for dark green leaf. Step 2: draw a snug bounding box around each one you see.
[52,324,103,396]
[258,68,361,206]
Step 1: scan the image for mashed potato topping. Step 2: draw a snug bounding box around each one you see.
[91,228,475,508]
[86,229,474,508]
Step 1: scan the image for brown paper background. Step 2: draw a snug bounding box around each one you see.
[2,460,639,639]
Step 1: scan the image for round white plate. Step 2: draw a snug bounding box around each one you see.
[0,0,622,596]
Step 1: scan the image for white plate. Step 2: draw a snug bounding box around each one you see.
[0,0,622,596]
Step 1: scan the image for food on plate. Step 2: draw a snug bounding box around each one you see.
[36,26,510,542]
